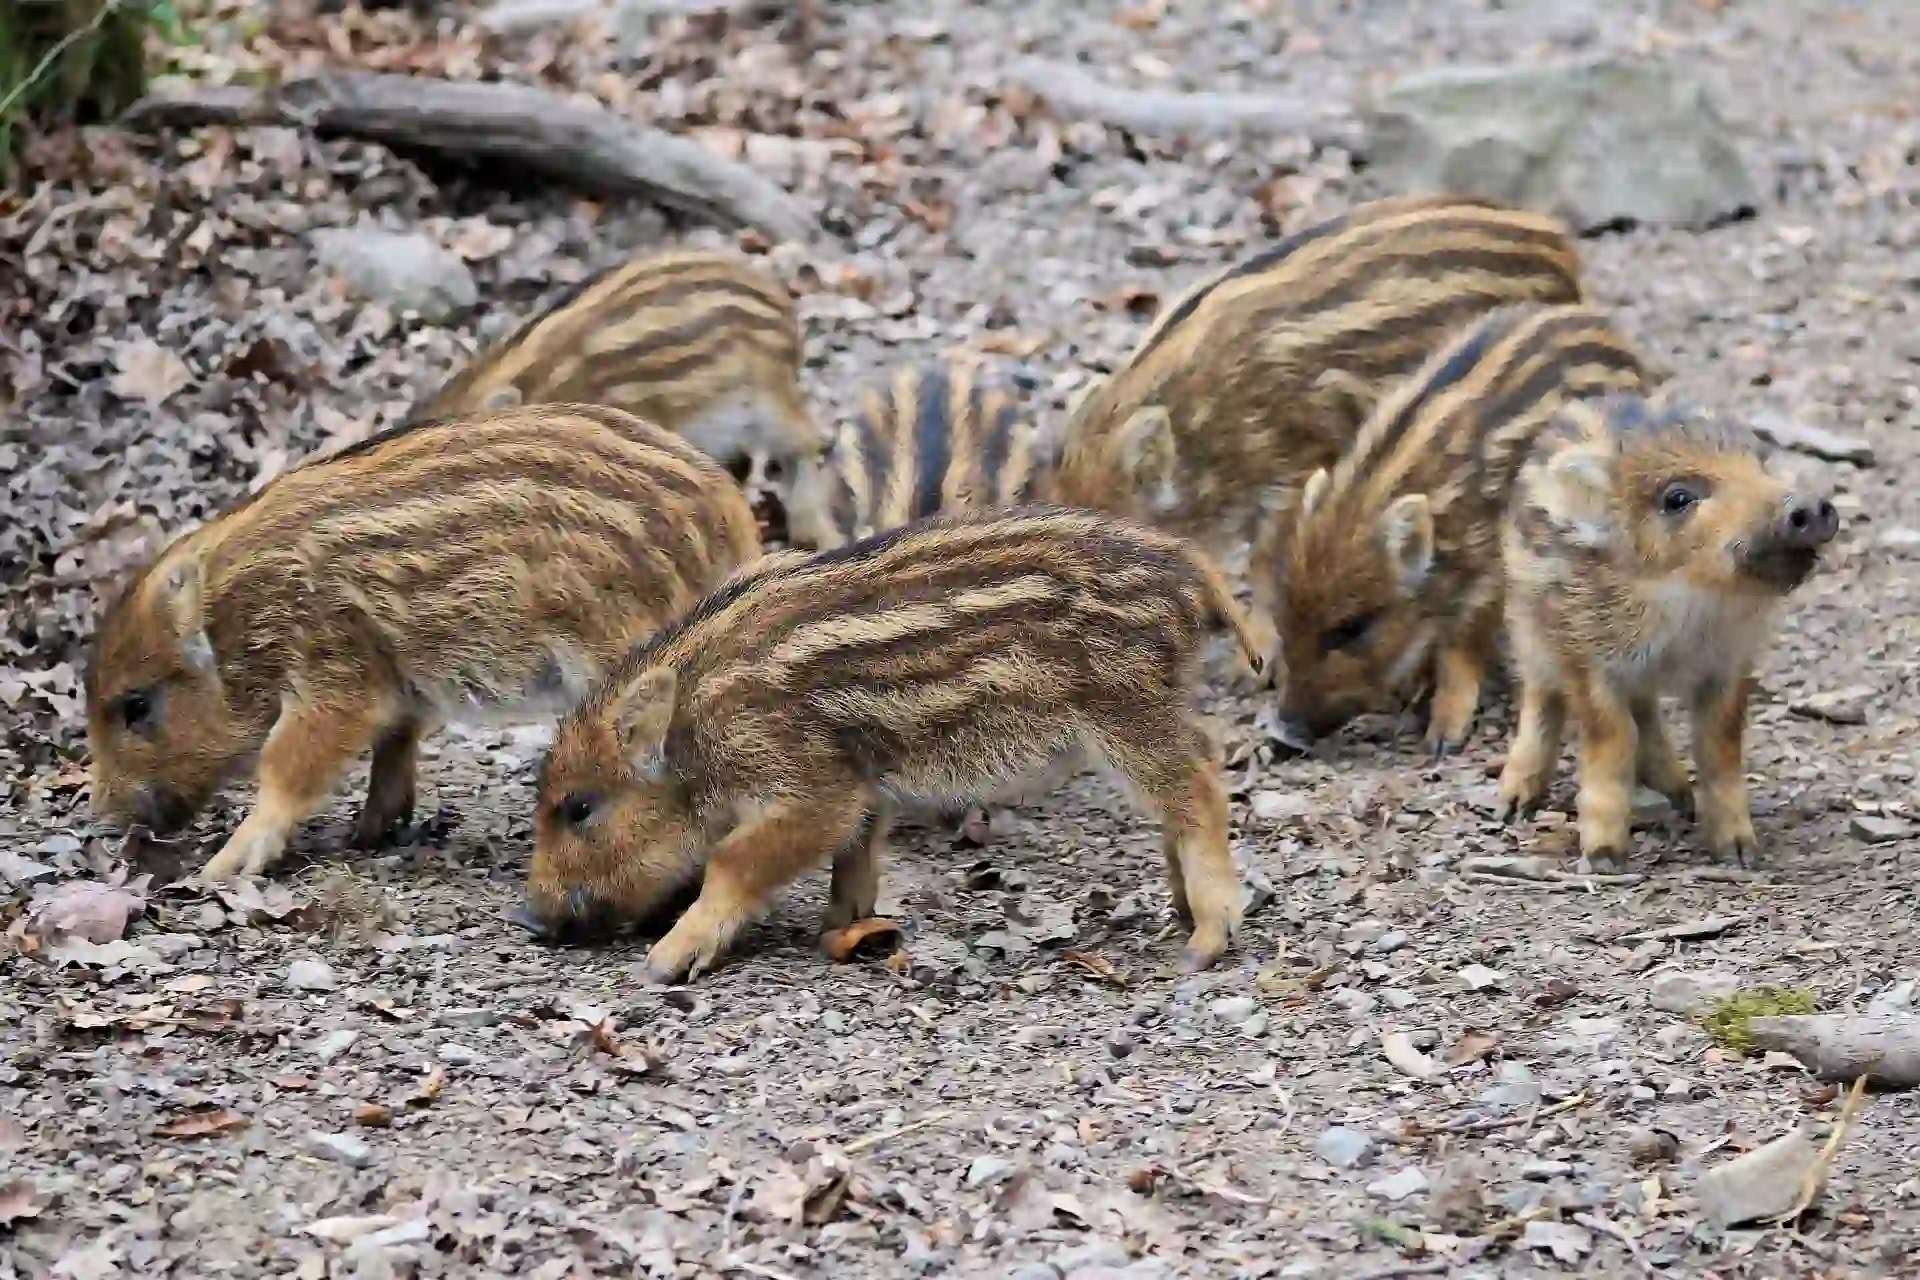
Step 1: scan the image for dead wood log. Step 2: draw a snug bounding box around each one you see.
[1007,58,1362,153]
[1744,1014,1920,1089]
[122,71,820,244]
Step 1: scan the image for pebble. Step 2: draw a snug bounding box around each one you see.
[1007,1266,1061,1280]
[1250,791,1314,823]
[1366,1167,1429,1201]
[1371,930,1409,955]
[1479,1062,1544,1111]
[436,1042,482,1065]
[966,1155,1017,1189]
[1790,687,1873,725]
[286,958,338,992]
[1628,1128,1681,1167]
[305,1131,374,1168]
[1381,988,1418,1010]
[1314,1125,1377,1170]
[1650,968,1742,1015]
[1456,964,1504,991]
[1851,815,1916,844]
[311,1029,360,1064]
[1051,1242,1130,1273]
[1340,919,1388,945]
[434,1007,500,1028]
[1208,995,1257,1022]
[1522,1160,1574,1180]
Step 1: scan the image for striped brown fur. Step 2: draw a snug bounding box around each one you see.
[410,248,821,497]
[1050,193,1587,654]
[785,355,1053,551]
[85,405,762,883]
[521,506,1265,981]
[1496,394,1839,870]
[1269,304,1648,754]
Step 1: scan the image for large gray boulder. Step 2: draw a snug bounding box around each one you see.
[1360,57,1758,231]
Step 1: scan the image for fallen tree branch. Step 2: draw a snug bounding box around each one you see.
[1745,1014,1920,1089]
[122,71,819,244]
[1007,58,1362,152]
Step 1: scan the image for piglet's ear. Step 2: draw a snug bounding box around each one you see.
[157,559,216,674]
[1380,493,1435,595]
[610,667,677,781]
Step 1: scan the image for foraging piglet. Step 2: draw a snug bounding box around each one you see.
[1267,304,1647,754]
[1496,394,1840,869]
[1050,194,1586,661]
[410,248,821,500]
[520,507,1265,980]
[85,405,762,883]
[783,355,1052,551]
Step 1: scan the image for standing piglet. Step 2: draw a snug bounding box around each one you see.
[410,248,822,504]
[1267,304,1647,754]
[784,354,1053,551]
[520,507,1265,981]
[1497,395,1840,869]
[85,405,762,883]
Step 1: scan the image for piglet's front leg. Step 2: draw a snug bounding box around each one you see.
[197,696,387,883]
[1569,671,1638,874]
[1692,673,1759,866]
[645,794,869,984]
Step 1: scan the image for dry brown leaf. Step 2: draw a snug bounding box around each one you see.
[1061,950,1129,987]
[25,875,150,945]
[969,331,1050,358]
[109,340,192,407]
[0,1178,45,1227]
[406,1066,448,1108]
[154,1109,249,1139]
[1445,1028,1501,1067]
[271,1076,312,1090]
[822,917,904,963]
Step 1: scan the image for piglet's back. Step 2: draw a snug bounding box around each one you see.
[579,507,1245,790]
[97,405,761,720]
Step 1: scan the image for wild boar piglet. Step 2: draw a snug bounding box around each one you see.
[1267,304,1646,754]
[85,405,761,883]
[410,248,823,507]
[1497,394,1840,869]
[1050,193,1587,663]
[521,507,1266,982]
[784,354,1053,551]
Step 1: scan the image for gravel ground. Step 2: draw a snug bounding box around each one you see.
[3,1,1918,1277]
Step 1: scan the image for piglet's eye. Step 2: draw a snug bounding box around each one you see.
[1322,612,1377,653]
[1658,482,1702,516]
[559,793,596,827]
[117,690,155,733]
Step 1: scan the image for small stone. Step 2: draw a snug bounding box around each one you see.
[1366,1166,1429,1202]
[1315,1125,1378,1170]
[1649,968,1742,1015]
[286,958,338,991]
[1479,1062,1543,1111]
[310,227,478,323]
[1851,815,1916,844]
[436,1042,482,1065]
[305,1131,374,1168]
[1522,1160,1573,1180]
[1106,1032,1135,1059]
[1879,527,1920,554]
[1329,989,1377,1018]
[1371,931,1409,955]
[1208,995,1258,1023]
[1051,1242,1130,1274]
[966,1155,1017,1190]
[1007,1266,1061,1280]
[1622,940,1665,973]
[1250,791,1314,823]
[311,1030,359,1064]
[1340,919,1389,945]
[1381,988,1418,1010]
[1789,688,1873,725]
[435,1007,500,1028]
[1628,1128,1681,1167]
[1523,1220,1593,1264]
[1456,964,1504,991]
[353,1101,393,1128]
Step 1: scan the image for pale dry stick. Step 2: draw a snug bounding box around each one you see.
[1410,1090,1591,1139]
[1774,1073,1871,1226]
[1349,1261,1450,1280]
[842,1107,958,1156]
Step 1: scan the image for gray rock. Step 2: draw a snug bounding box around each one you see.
[1051,1242,1130,1274]
[1005,1266,1061,1280]
[1650,968,1742,1015]
[1851,815,1916,844]
[1366,1166,1430,1202]
[1362,57,1757,230]
[966,1154,1017,1189]
[306,1131,374,1168]
[1372,930,1409,955]
[1789,687,1874,725]
[1250,790,1314,823]
[1479,1062,1544,1111]
[1315,1125,1378,1170]
[286,957,338,991]
[311,1029,360,1064]
[1698,1127,1825,1226]
[311,228,478,322]
[1208,995,1258,1023]
[437,1042,483,1065]
[1879,527,1920,554]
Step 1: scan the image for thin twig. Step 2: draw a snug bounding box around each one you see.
[1349,1261,1449,1280]
[1774,1073,1870,1225]
[1407,1091,1590,1138]
[842,1107,957,1155]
